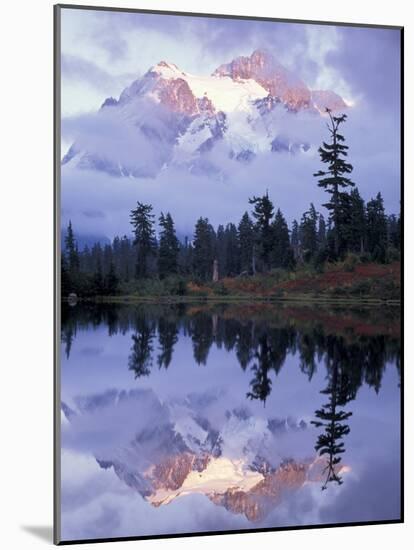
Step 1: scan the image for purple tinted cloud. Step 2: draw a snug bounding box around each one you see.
[326,27,401,108]
[60,9,401,240]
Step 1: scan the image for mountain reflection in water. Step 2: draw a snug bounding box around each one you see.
[60,302,401,536]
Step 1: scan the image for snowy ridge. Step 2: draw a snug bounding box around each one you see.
[62,50,349,178]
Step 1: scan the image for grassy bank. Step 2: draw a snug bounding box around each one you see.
[74,260,401,306]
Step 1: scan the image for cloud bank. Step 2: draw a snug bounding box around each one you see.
[59,7,401,242]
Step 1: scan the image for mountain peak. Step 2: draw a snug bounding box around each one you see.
[212,50,311,111]
[63,50,350,177]
[150,60,185,79]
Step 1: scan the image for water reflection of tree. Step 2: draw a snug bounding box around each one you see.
[235,321,256,370]
[298,329,324,381]
[61,324,75,359]
[311,357,353,490]
[247,335,273,404]
[157,318,179,369]
[246,327,296,405]
[190,314,214,365]
[128,316,156,378]
[61,303,400,402]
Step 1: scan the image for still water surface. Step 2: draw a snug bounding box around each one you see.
[60,302,401,541]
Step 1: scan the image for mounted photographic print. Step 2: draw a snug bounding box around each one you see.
[54,4,403,545]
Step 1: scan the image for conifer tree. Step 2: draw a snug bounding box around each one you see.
[290,219,300,261]
[61,253,70,297]
[317,214,327,250]
[314,110,355,256]
[65,220,80,274]
[119,236,133,281]
[299,204,318,262]
[224,223,240,276]
[158,212,180,278]
[366,192,388,262]
[130,202,157,278]
[347,187,366,253]
[249,191,274,271]
[193,217,216,280]
[271,208,294,269]
[238,212,255,274]
[387,213,401,251]
[215,224,227,278]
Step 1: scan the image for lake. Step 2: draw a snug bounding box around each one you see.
[59,301,401,541]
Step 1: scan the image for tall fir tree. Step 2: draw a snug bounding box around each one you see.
[249,191,274,271]
[299,204,318,262]
[290,219,300,261]
[119,236,133,281]
[347,187,366,254]
[387,213,401,252]
[317,214,327,250]
[215,224,227,278]
[314,110,355,257]
[271,208,295,269]
[61,253,70,297]
[130,202,157,278]
[366,192,388,262]
[238,211,255,274]
[224,223,240,276]
[158,212,180,278]
[192,217,216,280]
[65,220,80,274]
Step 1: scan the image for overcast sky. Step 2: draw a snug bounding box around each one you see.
[60,7,401,240]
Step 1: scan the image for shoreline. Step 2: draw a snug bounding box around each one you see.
[62,295,401,307]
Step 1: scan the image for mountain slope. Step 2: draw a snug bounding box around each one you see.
[62,49,348,178]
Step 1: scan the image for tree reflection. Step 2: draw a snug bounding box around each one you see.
[157,318,179,369]
[311,358,352,490]
[128,316,156,378]
[191,313,214,365]
[247,335,273,404]
[61,324,75,359]
[235,322,256,370]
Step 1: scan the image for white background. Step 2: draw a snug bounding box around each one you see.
[0,0,410,548]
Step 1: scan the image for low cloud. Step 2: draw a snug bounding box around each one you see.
[61,102,400,242]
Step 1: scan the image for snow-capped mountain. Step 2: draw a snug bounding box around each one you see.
[62,388,348,521]
[62,49,348,178]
